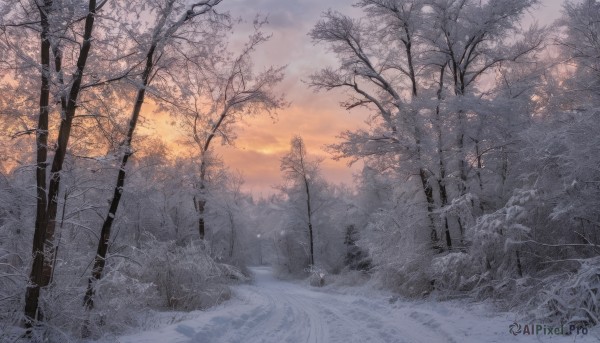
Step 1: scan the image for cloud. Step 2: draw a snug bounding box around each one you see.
[222,0,355,29]
[214,102,368,196]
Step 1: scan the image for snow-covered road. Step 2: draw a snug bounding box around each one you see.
[112,267,598,343]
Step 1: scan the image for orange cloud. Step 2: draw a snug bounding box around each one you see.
[139,93,367,196]
[216,102,367,196]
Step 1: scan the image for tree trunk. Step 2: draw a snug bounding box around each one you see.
[500,146,509,197]
[194,104,232,241]
[41,0,97,284]
[474,139,485,213]
[403,23,438,246]
[435,64,452,250]
[197,195,206,240]
[474,139,484,193]
[24,0,52,326]
[444,219,452,249]
[419,168,437,243]
[439,172,452,250]
[50,191,68,285]
[196,159,207,241]
[516,250,523,277]
[26,0,97,327]
[308,222,314,266]
[456,110,468,196]
[304,178,314,266]
[82,44,155,318]
[82,153,131,312]
[228,211,235,259]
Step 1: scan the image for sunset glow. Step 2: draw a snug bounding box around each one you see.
[140,0,564,196]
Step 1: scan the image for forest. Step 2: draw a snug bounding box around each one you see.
[0,0,599,342]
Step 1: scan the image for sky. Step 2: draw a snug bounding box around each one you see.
[147,0,565,198]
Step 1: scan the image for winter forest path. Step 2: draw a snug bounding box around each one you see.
[111,267,597,343]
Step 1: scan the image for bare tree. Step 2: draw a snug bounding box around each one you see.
[162,22,285,240]
[280,136,322,267]
[309,0,544,250]
[3,0,110,328]
[309,8,440,246]
[83,0,225,317]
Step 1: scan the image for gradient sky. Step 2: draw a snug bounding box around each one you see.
[147,0,565,197]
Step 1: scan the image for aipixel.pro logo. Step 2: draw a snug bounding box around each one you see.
[509,322,589,336]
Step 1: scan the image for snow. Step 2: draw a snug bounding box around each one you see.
[103,267,599,343]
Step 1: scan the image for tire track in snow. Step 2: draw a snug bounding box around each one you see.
[112,267,524,343]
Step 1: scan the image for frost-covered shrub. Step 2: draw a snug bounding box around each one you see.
[134,240,246,311]
[427,189,543,300]
[0,173,41,340]
[466,189,538,280]
[343,224,371,272]
[430,252,480,293]
[306,265,326,287]
[85,267,159,332]
[535,257,600,326]
[439,193,479,233]
[271,224,311,278]
[359,204,433,297]
[326,269,370,287]
[77,239,246,339]
[373,245,432,297]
